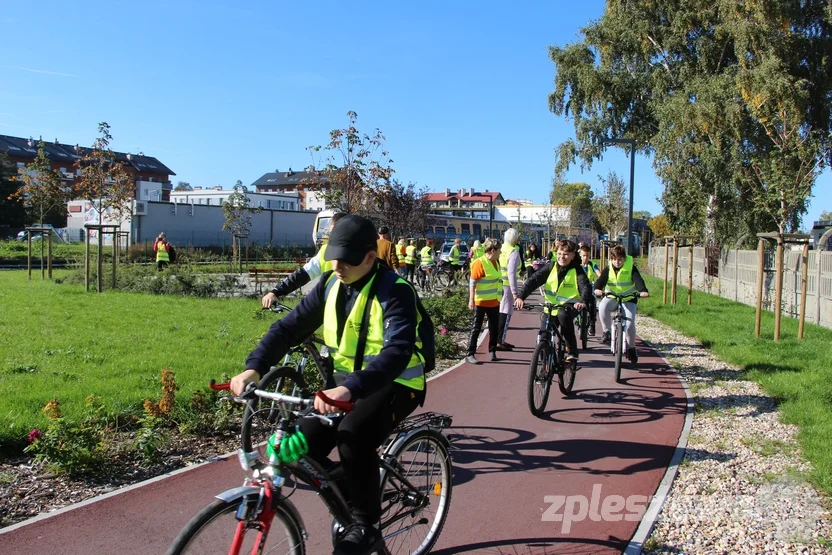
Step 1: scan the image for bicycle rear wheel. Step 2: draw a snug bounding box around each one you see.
[579,310,588,350]
[557,341,577,396]
[527,341,552,416]
[241,366,306,458]
[166,496,305,555]
[379,430,453,555]
[614,317,623,383]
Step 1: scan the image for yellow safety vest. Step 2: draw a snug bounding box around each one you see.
[317,244,333,273]
[420,246,435,267]
[405,245,418,265]
[474,258,502,303]
[473,246,485,259]
[398,245,407,266]
[322,272,425,391]
[499,243,520,287]
[449,245,461,266]
[583,263,598,283]
[544,267,580,305]
[155,241,170,263]
[605,256,637,296]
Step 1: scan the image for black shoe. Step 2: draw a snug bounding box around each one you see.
[601,331,611,344]
[496,344,513,351]
[589,325,596,336]
[333,523,382,555]
[502,342,516,349]
[490,351,497,362]
[627,347,638,364]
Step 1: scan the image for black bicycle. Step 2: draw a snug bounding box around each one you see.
[524,301,578,416]
[573,305,590,350]
[167,368,453,555]
[267,302,329,392]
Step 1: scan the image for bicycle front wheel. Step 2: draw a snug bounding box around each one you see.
[380,430,453,555]
[558,358,577,396]
[167,496,305,555]
[614,317,623,383]
[527,341,552,417]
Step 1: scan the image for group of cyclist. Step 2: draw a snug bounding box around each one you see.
[232,213,649,555]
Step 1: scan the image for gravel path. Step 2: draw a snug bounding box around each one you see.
[636,315,831,554]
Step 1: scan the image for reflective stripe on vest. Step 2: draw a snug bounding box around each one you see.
[499,243,520,287]
[605,256,637,296]
[322,272,425,391]
[317,244,333,273]
[474,258,502,303]
[155,242,170,262]
[449,246,460,265]
[543,267,580,305]
[405,245,417,265]
[420,246,434,267]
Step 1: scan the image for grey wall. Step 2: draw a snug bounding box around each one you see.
[131,201,316,247]
[647,245,832,330]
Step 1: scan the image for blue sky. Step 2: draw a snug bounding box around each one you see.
[1,0,829,227]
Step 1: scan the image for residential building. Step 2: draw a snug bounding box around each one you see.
[425,188,505,220]
[171,187,300,211]
[251,167,331,211]
[0,134,175,202]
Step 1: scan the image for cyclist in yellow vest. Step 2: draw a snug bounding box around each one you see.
[232,215,430,555]
[448,238,463,285]
[404,239,418,281]
[417,239,436,288]
[465,239,502,364]
[514,239,592,362]
[579,244,600,336]
[261,212,347,308]
[593,244,649,363]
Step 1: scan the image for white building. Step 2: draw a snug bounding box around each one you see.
[171,187,301,211]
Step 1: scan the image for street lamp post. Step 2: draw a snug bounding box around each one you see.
[602,138,636,254]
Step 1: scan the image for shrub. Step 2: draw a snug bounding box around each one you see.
[422,289,471,331]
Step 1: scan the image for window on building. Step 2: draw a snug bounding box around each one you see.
[473,224,481,236]
[461,224,470,234]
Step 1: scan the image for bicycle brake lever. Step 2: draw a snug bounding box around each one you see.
[300,412,339,426]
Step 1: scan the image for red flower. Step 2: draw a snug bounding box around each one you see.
[28,429,41,443]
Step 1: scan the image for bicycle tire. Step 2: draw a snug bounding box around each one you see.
[166,496,305,555]
[379,430,453,555]
[614,317,623,383]
[241,366,306,457]
[579,310,588,350]
[300,340,328,391]
[558,348,577,397]
[527,341,552,416]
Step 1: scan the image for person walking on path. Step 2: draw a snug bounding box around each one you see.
[404,239,418,281]
[396,238,408,277]
[465,239,502,364]
[497,228,521,351]
[153,232,171,271]
[376,225,399,271]
[261,212,348,308]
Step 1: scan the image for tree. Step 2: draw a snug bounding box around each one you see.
[306,111,394,215]
[821,210,832,221]
[74,123,133,227]
[592,171,628,240]
[222,180,261,262]
[633,210,651,221]
[647,214,672,240]
[174,181,193,192]
[550,180,594,237]
[375,180,430,238]
[11,140,70,228]
[0,152,25,232]
[548,0,832,250]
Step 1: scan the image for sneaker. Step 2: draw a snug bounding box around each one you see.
[565,353,578,363]
[589,325,596,336]
[490,351,497,362]
[502,342,516,349]
[627,348,638,363]
[601,331,611,344]
[333,523,382,555]
[465,355,482,365]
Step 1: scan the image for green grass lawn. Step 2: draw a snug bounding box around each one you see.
[0,270,274,451]
[638,274,832,495]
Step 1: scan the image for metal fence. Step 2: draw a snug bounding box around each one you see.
[647,245,832,330]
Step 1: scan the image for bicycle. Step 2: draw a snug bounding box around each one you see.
[267,302,330,392]
[167,368,454,555]
[524,301,579,416]
[415,265,438,297]
[573,304,590,350]
[599,292,639,384]
[435,260,469,289]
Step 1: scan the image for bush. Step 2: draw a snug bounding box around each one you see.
[434,330,459,359]
[59,264,248,297]
[422,289,471,331]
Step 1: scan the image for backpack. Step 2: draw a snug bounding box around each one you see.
[168,245,177,264]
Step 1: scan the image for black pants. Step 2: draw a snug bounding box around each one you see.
[467,305,500,356]
[157,261,168,271]
[587,297,597,329]
[540,306,578,354]
[298,382,424,524]
[406,263,415,281]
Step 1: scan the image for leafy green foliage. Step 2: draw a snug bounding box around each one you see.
[0,151,26,230]
[422,289,471,332]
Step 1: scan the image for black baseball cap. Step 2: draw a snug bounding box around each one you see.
[323,215,378,266]
[378,225,389,235]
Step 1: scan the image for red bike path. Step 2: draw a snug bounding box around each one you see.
[0,298,688,554]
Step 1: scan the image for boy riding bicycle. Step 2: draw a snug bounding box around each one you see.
[579,245,599,336]
[513,239,592,362]
[231,215,432,555]
[593,244,649,363]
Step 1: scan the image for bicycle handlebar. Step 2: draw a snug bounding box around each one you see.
[208,381,353,413]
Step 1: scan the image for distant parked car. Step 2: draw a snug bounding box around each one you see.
[16,231,43,241]
[438,241,470,263]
